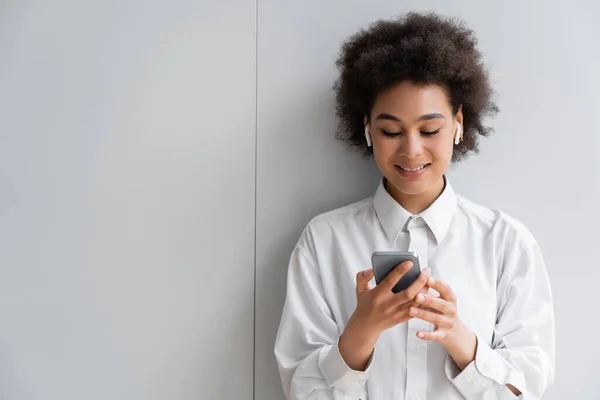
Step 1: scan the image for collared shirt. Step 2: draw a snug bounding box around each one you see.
[274,177,555,400]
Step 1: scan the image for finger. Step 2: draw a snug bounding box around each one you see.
[414,293,455,315]
[416,286,430,309]
[402,301,437,316]
[415,329,448,341]
[409,306,453,328]
[379,261,413,292]
[417,305,441,314]
[393,267,431,304]
[427,276,456,302]
[356,269,374,295]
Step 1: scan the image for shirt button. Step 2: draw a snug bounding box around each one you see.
[411,394,420,400]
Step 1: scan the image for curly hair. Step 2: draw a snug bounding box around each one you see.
[333,12,499,162]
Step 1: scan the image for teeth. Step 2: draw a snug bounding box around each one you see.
[398,164,427,172]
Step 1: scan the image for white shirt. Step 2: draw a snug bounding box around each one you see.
[274,177,554,400]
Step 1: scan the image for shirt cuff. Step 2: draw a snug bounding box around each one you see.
[318,335,373,393]
[445,334,523,399]
[445,355,494,398]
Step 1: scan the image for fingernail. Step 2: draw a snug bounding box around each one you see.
[429,277,436,284]
[416,294,425,302]
[423,268,431,275]
[417,331,424,338]
[410,307,418,316]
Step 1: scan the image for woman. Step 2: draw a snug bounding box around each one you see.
[274,12,554,400]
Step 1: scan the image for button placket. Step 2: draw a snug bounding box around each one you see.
[404,218,429,400]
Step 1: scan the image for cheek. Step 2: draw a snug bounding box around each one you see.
[430,138,454,163]
[372,141,399,165]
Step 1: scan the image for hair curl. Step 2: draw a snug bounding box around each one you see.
[333,12,499,162]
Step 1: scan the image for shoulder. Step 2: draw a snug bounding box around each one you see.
[456,194,539,249]
[296,196,374,253]
[308,196,373,230]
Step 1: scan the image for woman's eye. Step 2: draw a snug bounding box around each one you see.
[381,128,441,137]
[421,128,441,136]
[382,130,402,137]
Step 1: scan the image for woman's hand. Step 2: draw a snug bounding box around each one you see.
[410,276,521,396]
[339,262,430,370]
[409,276,477,370]
[409,275,459,341]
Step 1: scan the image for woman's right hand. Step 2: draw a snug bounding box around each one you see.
[338,262,431,371]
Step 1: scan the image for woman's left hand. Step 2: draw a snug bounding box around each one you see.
[409,275,459,342]
[409,275,477,370]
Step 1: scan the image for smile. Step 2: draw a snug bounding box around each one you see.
[396,164,430,172]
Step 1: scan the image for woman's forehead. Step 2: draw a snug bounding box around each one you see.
[372,82,452,119]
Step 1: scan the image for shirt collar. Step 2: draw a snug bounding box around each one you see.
[373,176,458,244]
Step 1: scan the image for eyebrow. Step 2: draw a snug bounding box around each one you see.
[375,112,446,123]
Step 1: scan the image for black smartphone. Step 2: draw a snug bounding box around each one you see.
[371,251,421,293]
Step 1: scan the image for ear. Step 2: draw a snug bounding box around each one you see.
[364,115,373,147]
[455,105,463,128]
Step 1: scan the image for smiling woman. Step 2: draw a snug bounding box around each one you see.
[274,11,554,400]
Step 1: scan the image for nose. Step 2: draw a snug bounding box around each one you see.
[400,132,424,157]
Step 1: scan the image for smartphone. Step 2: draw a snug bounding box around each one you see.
[371,251,421,293]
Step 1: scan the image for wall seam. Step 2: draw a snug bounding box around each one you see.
[252,0,259,399]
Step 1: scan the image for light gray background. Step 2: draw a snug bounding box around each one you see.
[0,1,255,399]
[1,0,599,399]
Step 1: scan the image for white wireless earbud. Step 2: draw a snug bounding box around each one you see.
[365,125,372,147]
[454,123,462,145]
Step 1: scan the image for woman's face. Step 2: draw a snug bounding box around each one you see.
[367,81,462,202]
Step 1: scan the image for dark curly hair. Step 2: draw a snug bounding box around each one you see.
[333,12,499,162]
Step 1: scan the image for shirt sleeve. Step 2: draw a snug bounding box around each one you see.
[445,227,555,399]
[274,242,373,400]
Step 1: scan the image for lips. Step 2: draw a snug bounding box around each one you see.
[396,163,430,172]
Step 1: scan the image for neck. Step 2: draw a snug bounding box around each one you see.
[385,176,446,215]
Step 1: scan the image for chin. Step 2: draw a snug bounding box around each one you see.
[389,179,430,196]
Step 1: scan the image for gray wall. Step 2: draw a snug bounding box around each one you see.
[1,0,598,399]
[0,1,255,399]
